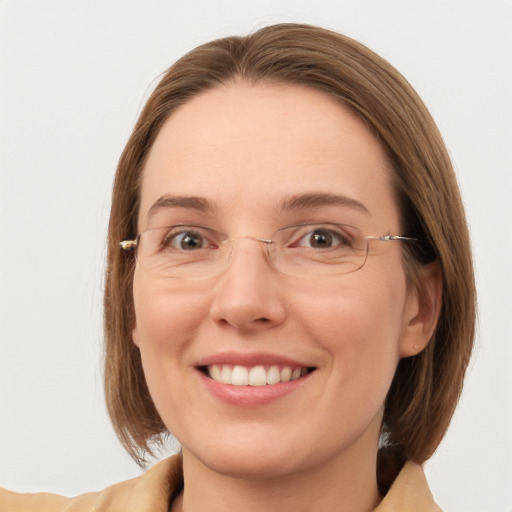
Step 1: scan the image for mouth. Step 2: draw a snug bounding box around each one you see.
[199,364,316,386]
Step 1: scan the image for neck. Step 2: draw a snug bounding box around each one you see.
[173,443,382,512]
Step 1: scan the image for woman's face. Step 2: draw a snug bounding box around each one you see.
[132,82,425,479]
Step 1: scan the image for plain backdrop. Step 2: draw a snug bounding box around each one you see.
[1,1,511,511]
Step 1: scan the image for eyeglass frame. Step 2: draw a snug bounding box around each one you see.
[119,223,419,279]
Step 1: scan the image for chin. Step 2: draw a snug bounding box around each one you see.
[183,432,311,479]
[203,451,304,480]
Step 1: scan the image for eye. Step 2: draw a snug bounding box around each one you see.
[295,226,352,249]
[163,228,213,251]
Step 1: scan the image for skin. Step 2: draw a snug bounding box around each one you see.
[132,82,439,512]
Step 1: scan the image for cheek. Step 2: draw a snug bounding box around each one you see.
[132,274,209,355]
[131,275,213,430]
[296,272,407,391]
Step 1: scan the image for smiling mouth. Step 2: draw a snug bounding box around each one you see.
[200,364,315,386]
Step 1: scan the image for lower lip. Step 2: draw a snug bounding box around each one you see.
[198,370,312,406]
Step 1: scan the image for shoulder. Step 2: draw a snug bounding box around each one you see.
[375,461,443,512]
[0,454,183,512]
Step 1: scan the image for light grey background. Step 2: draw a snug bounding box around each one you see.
[1,1,511,511]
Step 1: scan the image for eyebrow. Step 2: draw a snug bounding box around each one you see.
[148,195,219,217]
[279,192,369,214]
[147,192,369,219]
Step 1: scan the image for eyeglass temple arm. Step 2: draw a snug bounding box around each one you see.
[366,235,418,242]
[120,240,138,251]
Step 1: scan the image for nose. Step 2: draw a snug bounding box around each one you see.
[209,238,287,331]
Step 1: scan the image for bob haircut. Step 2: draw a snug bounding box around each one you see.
[104,23,475,481]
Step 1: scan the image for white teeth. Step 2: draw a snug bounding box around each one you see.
[280,367,292,382]
[221,365,233,383]
[210,364,222,381]
[248,366,267,386]
[266,365,281,385]
[232,365,249,385]
[206,364,309,386]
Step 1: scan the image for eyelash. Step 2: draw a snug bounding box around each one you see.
[161,227,216,250]
[288,225,354,249]
[159,224,356,251]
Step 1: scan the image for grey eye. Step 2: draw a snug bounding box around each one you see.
[298,228,348,249]
[168,231,208,251]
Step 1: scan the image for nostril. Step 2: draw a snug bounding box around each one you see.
[209,265,287,330]
[231,317,271,329]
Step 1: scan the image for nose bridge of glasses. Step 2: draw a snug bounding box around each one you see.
[222,235,274,264]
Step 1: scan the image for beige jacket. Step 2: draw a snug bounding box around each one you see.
[0,454,442,511]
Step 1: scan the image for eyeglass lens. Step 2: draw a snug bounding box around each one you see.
[134,224,370,278]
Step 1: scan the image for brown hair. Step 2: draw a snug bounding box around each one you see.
[104,23,475,480]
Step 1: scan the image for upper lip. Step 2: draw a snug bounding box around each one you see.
[195,351,313,368]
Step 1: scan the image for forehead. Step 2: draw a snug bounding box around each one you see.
[138,82,400,231]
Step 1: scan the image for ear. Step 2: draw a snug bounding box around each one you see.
[399,261,443,358]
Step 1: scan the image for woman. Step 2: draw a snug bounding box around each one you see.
[0,23,475,512]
